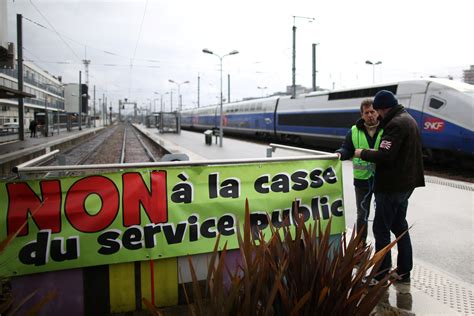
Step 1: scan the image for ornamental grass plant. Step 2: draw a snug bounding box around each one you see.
[145,199,398,315]
[187,199,398,315]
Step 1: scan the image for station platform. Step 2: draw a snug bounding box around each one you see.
[135,124,473,316]
[0,126,104,177]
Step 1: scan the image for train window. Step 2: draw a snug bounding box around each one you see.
[429,98,445,110]
[327,85,398,100]
[250,104,256,111]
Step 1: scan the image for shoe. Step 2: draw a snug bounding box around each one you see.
[362,276,388,288]
[391,272,411,284]
[391,272,411,294]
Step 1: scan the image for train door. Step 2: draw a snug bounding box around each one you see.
[262,101,275,134]
[405,93,425,126]
[420,83,452,152]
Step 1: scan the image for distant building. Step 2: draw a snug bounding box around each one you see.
[463,65,474,85]
[0,61,64,129]
[286,85,313,95]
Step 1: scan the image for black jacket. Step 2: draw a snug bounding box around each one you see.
[335,118,383,187]
[360,105,425,192]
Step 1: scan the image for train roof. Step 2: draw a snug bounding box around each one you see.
[182,79,472,112]
[425,78,474,92]
[303,78,473,98]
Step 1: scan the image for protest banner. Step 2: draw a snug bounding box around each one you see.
[0,158,344,276]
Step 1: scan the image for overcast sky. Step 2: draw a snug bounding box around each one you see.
[4,0,474,112]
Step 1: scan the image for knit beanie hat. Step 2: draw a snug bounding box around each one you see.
[373,90,398,109]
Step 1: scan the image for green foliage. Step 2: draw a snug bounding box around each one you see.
[185,199,396,315]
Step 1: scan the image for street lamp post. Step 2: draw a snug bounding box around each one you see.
[202,48,239,147]
[152,98,160,113]
[154,92,169,113]
[170,90,173,112]
[147,98,153,115]
[365,60,382,83]
[168,79,190,112]
[292,15,315,98]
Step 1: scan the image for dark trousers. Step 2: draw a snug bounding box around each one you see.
[354,186,373,243]
[373,190,413,280]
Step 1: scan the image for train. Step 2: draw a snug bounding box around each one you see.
[181,79,474,163]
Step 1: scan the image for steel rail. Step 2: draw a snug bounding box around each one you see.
[131,126,157,162]
[120,126,127,164]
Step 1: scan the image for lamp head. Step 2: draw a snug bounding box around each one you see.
[168,79,175,83]
[229,50,239,55]
[365,60,373,65]
[202,48,213,54]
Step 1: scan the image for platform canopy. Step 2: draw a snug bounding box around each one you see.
[0,85,35,99]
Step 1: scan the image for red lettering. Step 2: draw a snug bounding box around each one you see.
[122,171,167,226]
[65,176,119,233]
[7,180,61,236]
[423,118,445,132]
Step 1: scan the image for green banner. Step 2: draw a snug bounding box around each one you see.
[0,158,345,276]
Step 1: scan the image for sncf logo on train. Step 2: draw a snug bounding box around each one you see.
[423,117,445,132]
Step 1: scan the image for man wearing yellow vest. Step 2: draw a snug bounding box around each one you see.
[335,99,383,245]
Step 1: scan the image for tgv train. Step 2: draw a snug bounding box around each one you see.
[181,79,474,162]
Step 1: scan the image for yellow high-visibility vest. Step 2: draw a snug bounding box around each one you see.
[351,125,383,180]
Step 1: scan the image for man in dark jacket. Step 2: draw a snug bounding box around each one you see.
[355,90,425,285]
[29,119,37,138]
[336,99,383,245]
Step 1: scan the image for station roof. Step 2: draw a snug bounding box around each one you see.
[0,85,36,99]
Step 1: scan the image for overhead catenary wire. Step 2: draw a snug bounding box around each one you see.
[128,0,149,99]
[27,0,82,62]
[23,59,160,68]
[21,9,161,102]
[131,0,149,65]
[21,15,160,64]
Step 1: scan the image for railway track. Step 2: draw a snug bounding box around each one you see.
[39,123,164,177]
[121,124,158,163]
[40,126,118,167]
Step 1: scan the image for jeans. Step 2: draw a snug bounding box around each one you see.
[355,186,373,243]
[373,190,413,280]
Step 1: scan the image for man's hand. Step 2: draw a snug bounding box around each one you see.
[354,149,363,158]
[335,152,341,160]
